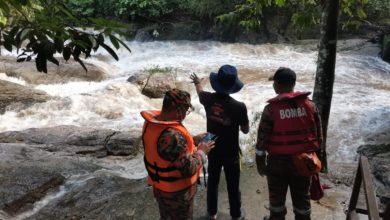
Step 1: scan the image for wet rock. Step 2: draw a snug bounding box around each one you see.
[28,172,159,220]
[0,142,154,219]
[3,175,65,216]
[105,131,142,156]
[357,144,390,205]
[0,56,107,84]
[127,72,176,98]
[0,143,99,214]
[0,142,348,220]
[0,79,50,114]
[0,125,141,157]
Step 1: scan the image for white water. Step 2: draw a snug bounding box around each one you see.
[10,172,100,220]
[1,39,389,179]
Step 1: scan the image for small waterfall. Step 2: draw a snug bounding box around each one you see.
[1,39,389,175]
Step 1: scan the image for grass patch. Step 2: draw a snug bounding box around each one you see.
[144,65,175,74]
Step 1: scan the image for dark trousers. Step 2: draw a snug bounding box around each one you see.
[207,156,241,218]
[266,155,311,220]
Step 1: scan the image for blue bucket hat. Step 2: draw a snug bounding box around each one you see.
[210,65,244,94]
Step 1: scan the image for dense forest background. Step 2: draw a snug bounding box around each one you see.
[66,0,390,43]
[1,0,389,72]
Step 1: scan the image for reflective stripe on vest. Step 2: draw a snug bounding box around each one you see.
[267,92,319,155]
[141,110,201,192]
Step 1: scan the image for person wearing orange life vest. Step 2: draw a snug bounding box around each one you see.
[141,89,215,220]
[255,67,323,220]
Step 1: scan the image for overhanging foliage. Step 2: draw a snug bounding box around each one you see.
[0,0,131,73]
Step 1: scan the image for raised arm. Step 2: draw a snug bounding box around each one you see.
[190,73,204,95]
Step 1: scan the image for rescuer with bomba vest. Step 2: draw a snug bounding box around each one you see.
[255,67,323,220]
[140,89,215,220]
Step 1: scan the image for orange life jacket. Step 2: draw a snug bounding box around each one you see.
[267,92,320,155]
[140,110,201,192]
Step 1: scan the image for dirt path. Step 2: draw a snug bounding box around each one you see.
[191,162,351,220]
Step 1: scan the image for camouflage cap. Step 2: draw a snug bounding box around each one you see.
[164,89,194,110]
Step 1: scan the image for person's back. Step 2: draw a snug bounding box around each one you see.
[191,64,249,220]
[200,92,247,159]
[255,67,323,220]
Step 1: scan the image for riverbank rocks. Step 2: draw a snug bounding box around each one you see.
[357,143,390,206]
[0,56,107,84]
[127,71,176,98]
[0,125,141,157]
[0,143,99,216]
[0,79,50,114]
[0,126,146,218]
[0,139,350,219]
[28,172,159,220]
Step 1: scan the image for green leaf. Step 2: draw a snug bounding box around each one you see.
[356,8,366,19]
[100,42,119,60]
[275,0,285,7]
[3,35,13,52]
[63,47,71,61]
[0,16,7,26]
[43,42,56,57]
[47,56,59,66]
[113,35,131,53]
[0,2,10,16]
[97,33,104,43]
[9,26,19,37]
[36,53,47,73]
[109,34,120,49]
[17,57,26,62]
[58,3,77,20]
[73,56,88,72]
[54,37,64,52]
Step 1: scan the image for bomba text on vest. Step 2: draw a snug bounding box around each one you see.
[279,107,307,119]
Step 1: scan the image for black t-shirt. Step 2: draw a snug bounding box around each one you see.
[199,91,249,159]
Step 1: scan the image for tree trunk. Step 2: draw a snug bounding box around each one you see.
[313,0,340,173]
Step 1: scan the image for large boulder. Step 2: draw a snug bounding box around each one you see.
[127,71,176,98]
[0,79,50,114]
[0,56,107,84]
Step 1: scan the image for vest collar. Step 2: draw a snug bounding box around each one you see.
[140,110,181,125]
[268,91,311,103]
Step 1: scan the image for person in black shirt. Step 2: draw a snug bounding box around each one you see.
[190,65,249,220]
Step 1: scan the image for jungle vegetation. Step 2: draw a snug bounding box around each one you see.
[0,0,388,73]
